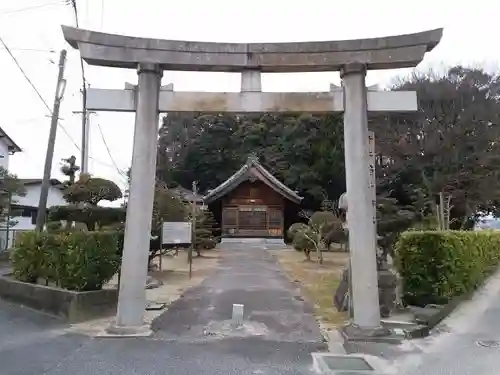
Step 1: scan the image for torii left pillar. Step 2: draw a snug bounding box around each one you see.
[108,63,162,335]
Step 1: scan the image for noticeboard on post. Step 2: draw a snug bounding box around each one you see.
[161,221,192,245]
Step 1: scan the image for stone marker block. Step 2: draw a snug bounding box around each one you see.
[334,267,350,312]
[232,303,244,328]
[378,269,397,318]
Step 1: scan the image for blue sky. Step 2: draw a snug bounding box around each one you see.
[0,0,499,197]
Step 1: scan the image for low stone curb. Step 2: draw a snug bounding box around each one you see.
[322,328,347,354]
[0,274,118,323]
[408,291,476,337]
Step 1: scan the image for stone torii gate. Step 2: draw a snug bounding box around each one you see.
[62,26,442,336]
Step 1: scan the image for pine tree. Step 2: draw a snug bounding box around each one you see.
[194,210,219,256]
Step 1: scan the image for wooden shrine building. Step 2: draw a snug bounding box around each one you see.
[203,156,303,240]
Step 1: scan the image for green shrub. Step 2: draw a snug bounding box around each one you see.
[49,205,126,231]
[292,227,315,252]
[395,230,500,306]
[10,231,48,283]
[309,211,337,236]
[11,231,120,291]
[46,221,64,233]
[287,222,308,242]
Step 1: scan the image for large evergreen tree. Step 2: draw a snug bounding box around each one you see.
[154,65,500,227]
[374,66,500,227]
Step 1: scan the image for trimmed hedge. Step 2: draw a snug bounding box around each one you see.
[395,230,500,306]
[11,231,120,292]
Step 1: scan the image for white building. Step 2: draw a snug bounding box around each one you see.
[13,179,66,226]
[0,126,22,169]
[0,127,68,251]
[0,126,22,251]
[0,179,67,250]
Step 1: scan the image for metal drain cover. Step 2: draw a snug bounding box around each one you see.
[323,356,374,371]
[477,340,500,348]
[311,353,377,373]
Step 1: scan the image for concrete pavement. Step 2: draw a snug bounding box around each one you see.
[395,270,500,375]
[0,247,326,375]
[342,270,500,375]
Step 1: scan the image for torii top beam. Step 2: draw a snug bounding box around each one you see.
[61,26,442,72]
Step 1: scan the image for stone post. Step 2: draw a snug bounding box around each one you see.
[110,63,162,334]
[240,70,262,112]
[340,63,381,331]
[241,70,262,92]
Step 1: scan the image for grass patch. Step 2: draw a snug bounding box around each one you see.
[272,249,349,328]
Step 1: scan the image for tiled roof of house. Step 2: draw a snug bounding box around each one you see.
[0,126,22,154]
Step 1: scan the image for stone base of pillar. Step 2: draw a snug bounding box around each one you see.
[104,323,152,337]
[340,323,403,344]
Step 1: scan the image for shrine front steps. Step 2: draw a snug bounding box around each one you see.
[218,237,289,250]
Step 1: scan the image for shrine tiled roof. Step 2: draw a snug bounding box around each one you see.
[203,156,303,204]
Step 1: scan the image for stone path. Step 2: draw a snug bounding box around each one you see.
[0,246,326,375]
[152,246,326,348]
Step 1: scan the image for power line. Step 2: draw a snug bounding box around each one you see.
[0,47,57,53]
[0,1,64,17]
[0,47,78,56]
[0,34,81,151]
[96,121,127,180]
[14,128,123,172]
[95,120,169,191]
[0,47,72,67]
[89,155,126,171]
[0,38,52,113]
[11,122,123,173]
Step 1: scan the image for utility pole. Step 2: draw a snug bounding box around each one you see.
[189,181,198,278]
[35,50,67,232]
[68,0,89,175]
[81,86,88,174]
[73,108,95,174]
[61,155,79,230]
[5,191,11,251]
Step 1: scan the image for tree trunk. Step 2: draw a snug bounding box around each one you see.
[461,200,472,229]
[421,170,437,216]
[304,249,311,261]
[316,239,324,264]
[87,221,95,231]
